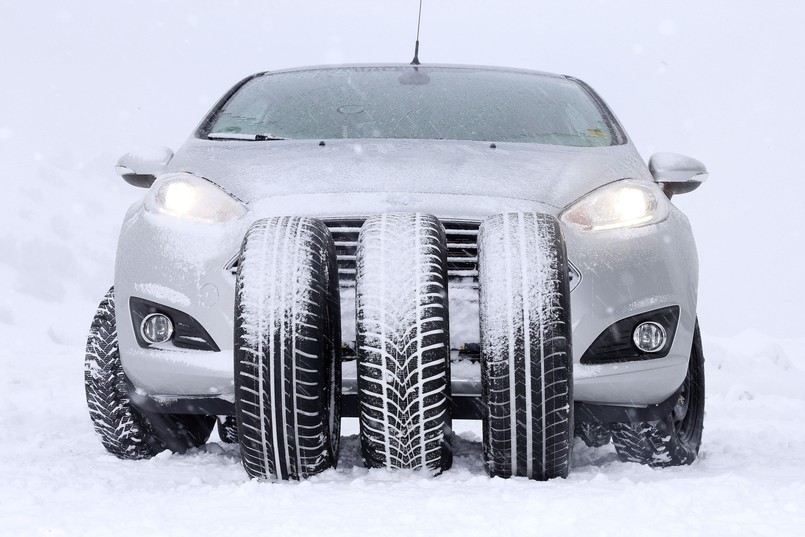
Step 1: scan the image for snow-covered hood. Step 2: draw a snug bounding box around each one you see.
[168,138,652,210]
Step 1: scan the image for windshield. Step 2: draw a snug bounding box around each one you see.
[204,66,620,147]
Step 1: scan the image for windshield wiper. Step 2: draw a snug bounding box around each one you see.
[207,132,287,141]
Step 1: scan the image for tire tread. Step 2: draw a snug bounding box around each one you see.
[478,212,573,480]
[235,217,341,480]
[355,213,452,472]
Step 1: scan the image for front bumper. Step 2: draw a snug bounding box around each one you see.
[115,197,698,411]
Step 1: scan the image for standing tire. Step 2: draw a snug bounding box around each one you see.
[85,288,214,459]
[217,417,238,444]
[355,213,452,473]
[234,217,342,480]
[478,213,573,480]
[574,421,612,448]
[609,320,705,467]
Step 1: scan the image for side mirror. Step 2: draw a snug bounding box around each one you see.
[115,147,174,188]
[648,152,708,198]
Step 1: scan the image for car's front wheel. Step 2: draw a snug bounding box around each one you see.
[609,321,705,467]
[84,288,214,459]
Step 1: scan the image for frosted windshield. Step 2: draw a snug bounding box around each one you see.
[206,67,617,147]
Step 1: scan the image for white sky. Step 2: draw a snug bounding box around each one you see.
[2,0,804,337]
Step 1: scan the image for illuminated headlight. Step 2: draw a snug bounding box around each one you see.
[560,180,669,231]
[145,172,246,223]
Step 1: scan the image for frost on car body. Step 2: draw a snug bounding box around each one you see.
[86,64,708,479]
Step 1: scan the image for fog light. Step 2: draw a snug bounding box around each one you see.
[633,322,666,353]
[141,313,174,344]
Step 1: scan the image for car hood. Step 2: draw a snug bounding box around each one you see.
[168,138,651,209]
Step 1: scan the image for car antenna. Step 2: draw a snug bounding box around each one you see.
[411,0,423,65]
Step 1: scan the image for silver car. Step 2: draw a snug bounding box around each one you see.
[84,64,707,481]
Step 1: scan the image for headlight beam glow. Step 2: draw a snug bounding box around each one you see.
[145,173,247,223]
[162,181,198,217]
[560,180,669,232]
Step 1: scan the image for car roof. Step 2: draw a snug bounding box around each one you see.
[252,63,571,81]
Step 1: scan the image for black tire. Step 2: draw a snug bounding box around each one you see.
[574,421,612,448]
[609,321,705,467]
[355,213,452,473]
[217,417,238,444]
[85,288,214,459]
[478,213,573,480]
[234,217,342,480]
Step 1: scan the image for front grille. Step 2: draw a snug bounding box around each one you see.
[325,218,480,289]
[226,218,579,293]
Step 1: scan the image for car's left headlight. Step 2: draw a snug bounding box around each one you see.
[145,172,246,223]
[560,179,669,231]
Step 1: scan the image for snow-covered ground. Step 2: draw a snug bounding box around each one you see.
[2,2,805,535]
[2,318,805,535]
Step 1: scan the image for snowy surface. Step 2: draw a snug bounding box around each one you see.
[2,1,805,535]
[1,333,804,536]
